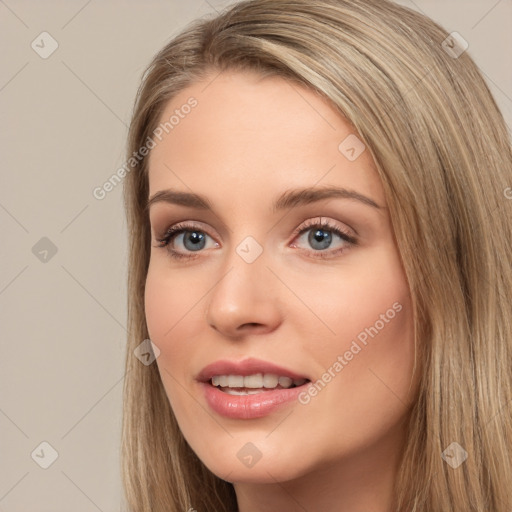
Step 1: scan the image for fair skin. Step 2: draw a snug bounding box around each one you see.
[145,69,419,512]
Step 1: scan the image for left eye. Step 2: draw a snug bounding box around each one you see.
[291,220,357,257]
[296,227,346,250]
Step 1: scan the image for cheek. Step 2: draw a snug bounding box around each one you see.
[296,244,416,434]
[144,265,206,422]
[144,264,203,368]
[275,262,415,475]
[297,245,415,400]
[144,268,174,345]
[294,243,412,365]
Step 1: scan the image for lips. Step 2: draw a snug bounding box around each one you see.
[196,357,312,419]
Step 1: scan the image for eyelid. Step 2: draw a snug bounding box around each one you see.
[154,220,215,243]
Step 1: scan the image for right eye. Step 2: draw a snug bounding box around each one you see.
[155,222,219,260]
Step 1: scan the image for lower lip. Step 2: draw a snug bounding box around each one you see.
[200,381,309,419]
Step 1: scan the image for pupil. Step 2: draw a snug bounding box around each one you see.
[185,231,205,251]
[309,229,331,250]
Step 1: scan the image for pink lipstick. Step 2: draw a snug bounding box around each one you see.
[196,357,312,419]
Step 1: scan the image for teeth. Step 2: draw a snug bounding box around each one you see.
[224,389,267,395]
[210,373,308,389]
[263,374,279,387]
[228,375,244,387]
[244,373,264,388]
[279,376,293,388]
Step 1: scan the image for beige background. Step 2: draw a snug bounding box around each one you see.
[0,0,510,510]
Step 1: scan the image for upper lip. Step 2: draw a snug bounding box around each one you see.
[196,357,311,383]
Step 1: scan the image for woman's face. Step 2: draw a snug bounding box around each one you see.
[145,70,418,484]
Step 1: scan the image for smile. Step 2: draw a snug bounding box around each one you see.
[196,357,313,419]
[211,373,308,394]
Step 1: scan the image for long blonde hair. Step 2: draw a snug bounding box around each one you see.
[121,0,512,510]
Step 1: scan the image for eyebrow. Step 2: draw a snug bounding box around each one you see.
[146,186,383,213]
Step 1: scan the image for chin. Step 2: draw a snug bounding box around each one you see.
[190,438,312,484]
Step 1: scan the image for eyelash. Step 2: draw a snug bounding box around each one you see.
[154,218,358,261]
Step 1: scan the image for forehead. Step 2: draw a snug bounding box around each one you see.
[147,70,384,207]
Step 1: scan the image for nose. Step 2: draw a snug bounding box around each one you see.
[205,245,283,339]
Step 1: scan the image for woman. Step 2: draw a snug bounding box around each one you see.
[121,0,512,510]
